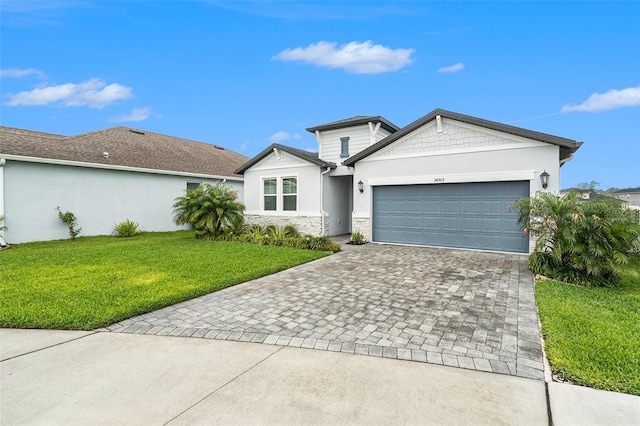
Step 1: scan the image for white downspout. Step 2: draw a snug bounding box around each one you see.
[320,167,331,236]
[0,158,5,243]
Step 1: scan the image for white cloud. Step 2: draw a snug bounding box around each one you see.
[268,131,300,143]
[272,40,414,74]
[0,68,46,78]
[110,107,152,122]
[5,78,133,108]
[561,86,640,112]
[437,62,464,73]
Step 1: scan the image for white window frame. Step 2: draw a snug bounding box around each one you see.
[262,177,277,211]
[186,181,202,191]
[260,175,299,212]
[282,176,297,211]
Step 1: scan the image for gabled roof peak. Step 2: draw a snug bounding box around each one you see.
[343,108,583,166]
[234,143,336,174]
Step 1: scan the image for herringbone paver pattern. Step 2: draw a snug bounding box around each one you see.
[107,242,544,380]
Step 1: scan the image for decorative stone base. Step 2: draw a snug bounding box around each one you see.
[244,214,328,236]
[352,217,371,241]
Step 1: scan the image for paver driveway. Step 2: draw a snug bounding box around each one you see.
[107,243,544,380]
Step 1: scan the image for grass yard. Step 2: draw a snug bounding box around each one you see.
[535,260,640,395]
[0,231,328,330]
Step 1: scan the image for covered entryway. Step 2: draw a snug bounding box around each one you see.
[372,181,529,253]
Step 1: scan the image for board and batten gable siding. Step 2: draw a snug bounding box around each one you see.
[352,118,561,242]
[318,125,370,164]
[242,150,322,215]
[2,160,243,244]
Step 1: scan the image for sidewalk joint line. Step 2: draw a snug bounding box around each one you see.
[0,330,99,363]
[163,345,285,425]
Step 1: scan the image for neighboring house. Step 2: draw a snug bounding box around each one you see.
[614,187,640,210]
[0,126,247,244]
[580,191,627,205]
[236,109,582,254]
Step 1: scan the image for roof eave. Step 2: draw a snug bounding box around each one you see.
[306,116,399,134]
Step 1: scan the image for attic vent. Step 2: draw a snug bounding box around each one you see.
[102,152,109,158]
[214,145,225,150]
[129,129,145,135]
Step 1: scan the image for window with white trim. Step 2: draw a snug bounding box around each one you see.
[263,178,277,211]
[187,181,201,191]
[282,177,297,211]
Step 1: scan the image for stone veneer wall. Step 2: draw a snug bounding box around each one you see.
[352,217,371,241]
[244,214,328,236]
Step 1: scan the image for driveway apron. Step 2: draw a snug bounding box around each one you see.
[107,243,544,380]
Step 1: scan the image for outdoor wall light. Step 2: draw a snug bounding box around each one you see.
[540,170,550,189]
[358,180,364,193]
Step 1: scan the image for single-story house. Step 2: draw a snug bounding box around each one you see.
[0,126,248,244]
[614,187,640,210]
[235,109,582,253]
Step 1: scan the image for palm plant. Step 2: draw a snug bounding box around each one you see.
[172,183,245,239]
[511,190,640,286]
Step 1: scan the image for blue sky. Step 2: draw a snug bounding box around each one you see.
[1,1,639,189]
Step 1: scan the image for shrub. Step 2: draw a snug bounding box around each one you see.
[283,225,300,238]
[113,219,142,237]
[350,231,366,245]
[172,182,245,239]
[0,215,6,232]
[56,207,82,240]
[266,225,297,246]
[296,235,341,253]
[511,190,640,287]
[237,224,339,252]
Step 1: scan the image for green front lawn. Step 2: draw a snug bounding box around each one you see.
[0,231,328,330]
[535,260,640,395]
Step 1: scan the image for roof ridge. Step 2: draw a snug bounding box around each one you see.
[1,125,248,178]
[65,126,231,150]
[0,125,67,138]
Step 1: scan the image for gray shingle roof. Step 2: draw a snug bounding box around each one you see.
[306,116,400,133]
[343,109,583,166]
[0,126,249,178]
[234,143,336,174]
[614,187,640,194]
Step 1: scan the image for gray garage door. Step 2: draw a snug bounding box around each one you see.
[372,181,529,253]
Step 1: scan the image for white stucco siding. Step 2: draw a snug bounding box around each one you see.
[323,175,351,236]
[355,145,559,213]
[243,158,321,216]
[2,161,241,244]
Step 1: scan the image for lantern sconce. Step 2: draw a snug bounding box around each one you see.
[540,170,550,189]
[358,180,364,193]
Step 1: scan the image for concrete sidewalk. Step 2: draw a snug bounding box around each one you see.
[1,329,638,425]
